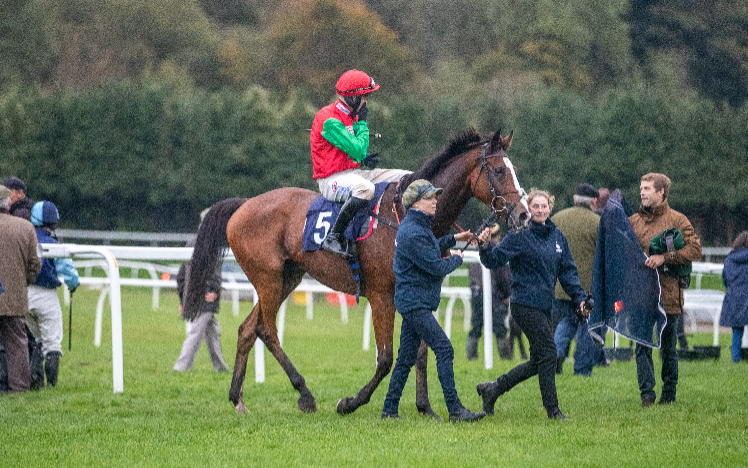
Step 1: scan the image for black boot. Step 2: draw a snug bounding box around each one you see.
[321,197,369,256]
[497,336,513,360]
[448,406,486,423]
[30,342,45,390]
[0,349,8,392]
[45,351,62,387]
[466,336,478,360]
[476,375,507,415]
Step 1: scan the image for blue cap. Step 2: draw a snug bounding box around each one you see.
[31,201,60,227]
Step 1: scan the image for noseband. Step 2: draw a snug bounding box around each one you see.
[473,143,528,229]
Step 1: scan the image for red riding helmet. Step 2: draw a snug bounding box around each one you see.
[335,70,379,96]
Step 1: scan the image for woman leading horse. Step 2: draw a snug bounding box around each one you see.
[184,128,530,415]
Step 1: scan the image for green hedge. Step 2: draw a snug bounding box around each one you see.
[1,81,746,242]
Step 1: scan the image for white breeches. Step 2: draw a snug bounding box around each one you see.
[317,168,412,203]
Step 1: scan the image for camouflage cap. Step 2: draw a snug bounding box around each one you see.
[401,179,443,209]
[0,185,10,200]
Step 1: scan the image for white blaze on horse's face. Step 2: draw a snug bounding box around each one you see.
[503,157,530,226]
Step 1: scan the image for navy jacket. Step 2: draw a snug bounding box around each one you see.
[720,248,748,328]
[479,219,586,311]
[393,209,462,314]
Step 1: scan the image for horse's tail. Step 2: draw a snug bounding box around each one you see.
[183,197,246,321]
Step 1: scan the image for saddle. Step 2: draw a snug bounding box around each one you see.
[301,182,392,301]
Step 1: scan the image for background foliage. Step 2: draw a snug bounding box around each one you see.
[1,0,746,242]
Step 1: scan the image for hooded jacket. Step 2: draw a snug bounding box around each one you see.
[719,248,748,328]
[629,201,702,315]
[393,209,462,314]
[479,219,586,311]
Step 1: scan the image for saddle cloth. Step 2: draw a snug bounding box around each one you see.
[302,182,390,252]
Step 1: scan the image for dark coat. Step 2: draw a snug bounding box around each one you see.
[479,219,586,311]
[393,209,462,314]
[720,248,748,328]
[9,196,34,221]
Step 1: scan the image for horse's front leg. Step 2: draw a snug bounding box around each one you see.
[336,293,395,415]
[415,340,440,419]
[230,306,260,414]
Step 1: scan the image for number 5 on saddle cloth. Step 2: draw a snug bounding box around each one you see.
[301,182,391,301]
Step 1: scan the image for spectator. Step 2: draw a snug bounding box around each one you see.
[593,187,610,215]
[0,185,42,393]
[629,173,701,406]
[475,189,588,420]
[466,225,515,361]
[552,183,608,376]
[27,201,80,388]
[381,179,484,422]
[174,208,230,373]
[3,176,34,221]
[719,231,748,363]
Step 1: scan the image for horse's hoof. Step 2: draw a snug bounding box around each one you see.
[298,395,317,413]
[336,397,357,415]
[417,405,443,422]
[235,401,249,414]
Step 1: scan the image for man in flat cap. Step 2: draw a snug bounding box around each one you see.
[0,185,42,392]
[551,183,608,376]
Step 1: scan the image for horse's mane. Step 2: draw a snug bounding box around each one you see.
[398,128,484,193]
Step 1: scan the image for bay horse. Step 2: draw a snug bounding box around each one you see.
[184,128,530,415]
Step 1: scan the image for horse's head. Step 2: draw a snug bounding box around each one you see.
[470,129,530,229]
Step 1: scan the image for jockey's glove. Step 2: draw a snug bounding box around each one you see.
[363,152,380,169]
[356,102,368,122]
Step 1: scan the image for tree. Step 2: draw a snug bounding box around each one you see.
[264,0,419,106]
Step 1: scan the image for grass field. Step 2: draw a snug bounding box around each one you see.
[0,286,745,467]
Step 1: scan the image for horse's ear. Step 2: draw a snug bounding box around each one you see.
[502,130,513,150]
[489,129,503,153]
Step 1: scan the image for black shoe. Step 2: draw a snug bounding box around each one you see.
[448,406,486,423]
[466,336,478,361]
[381,411,400,420]
[476,376,505,415]
[547,406,570,421]
[641,397,656,408]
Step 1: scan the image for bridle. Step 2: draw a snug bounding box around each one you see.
[473,143,528,230]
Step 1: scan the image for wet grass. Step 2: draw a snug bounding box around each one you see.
[0,288,745,467]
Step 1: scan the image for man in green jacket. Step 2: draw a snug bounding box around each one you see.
[552,183,605,376]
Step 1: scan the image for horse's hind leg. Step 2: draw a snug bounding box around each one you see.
[230,306,260,414]
[256,263,317,413]
[415,340,440,419]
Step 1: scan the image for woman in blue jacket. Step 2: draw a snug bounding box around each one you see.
[381,179,484,423]
[476,189,587,420]
[719,231,748,363]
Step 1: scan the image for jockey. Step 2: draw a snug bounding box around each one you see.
[311,69,411,256]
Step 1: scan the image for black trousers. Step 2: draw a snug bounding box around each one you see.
[495,303,558,409]
[636,313,679,402]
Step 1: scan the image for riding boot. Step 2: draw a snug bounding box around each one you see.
[44,351,62,387]
[466,336,478,360]
[322,197,369,256]
[30,342,45,390]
